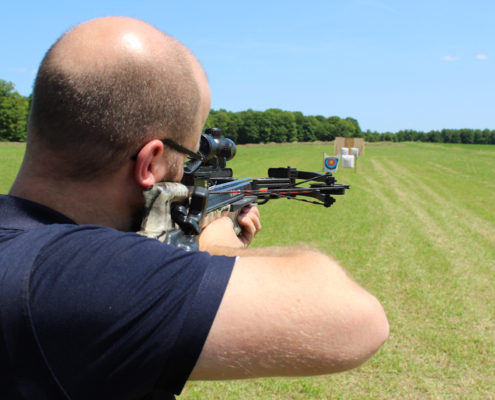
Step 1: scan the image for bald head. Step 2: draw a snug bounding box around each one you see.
[52,18,181,74]
[28,17,209,180]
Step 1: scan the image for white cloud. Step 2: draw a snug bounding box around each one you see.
[10,67,27,73]
[31,69,37,74]
[476,54,488,60]
[440,56,460,61]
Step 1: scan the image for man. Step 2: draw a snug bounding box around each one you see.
[0,17,388,400]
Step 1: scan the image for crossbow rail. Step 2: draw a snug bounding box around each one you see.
[208,166,350,208]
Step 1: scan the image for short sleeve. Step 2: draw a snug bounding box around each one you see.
[28,225,235,399]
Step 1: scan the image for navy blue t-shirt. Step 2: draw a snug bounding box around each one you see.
[0,195,235,400]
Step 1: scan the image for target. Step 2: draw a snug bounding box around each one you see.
[342,155,355,168]
[324,157,339,170]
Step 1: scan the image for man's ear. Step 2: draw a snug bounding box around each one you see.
[134,140,166,188]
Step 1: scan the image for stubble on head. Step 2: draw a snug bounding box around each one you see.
[26,16,206,183]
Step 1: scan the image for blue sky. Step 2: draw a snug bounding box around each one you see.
[2,0,494,132]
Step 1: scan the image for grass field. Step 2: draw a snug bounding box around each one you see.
[0,143,25,195]
[1,142,494,399]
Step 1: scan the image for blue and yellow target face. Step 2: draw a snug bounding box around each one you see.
[324,157,339,170]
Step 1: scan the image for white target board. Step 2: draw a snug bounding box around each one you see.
[341,147,349,155]
[350,148,359,157]
[342,155,355,168]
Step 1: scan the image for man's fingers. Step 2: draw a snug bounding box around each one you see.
[238,216,256,243]
[239,209,261,234]
[237,207,262,247]
[242,206,260,221]
[239,207,261,232]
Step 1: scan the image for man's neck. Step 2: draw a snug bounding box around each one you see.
[9,165,142,232]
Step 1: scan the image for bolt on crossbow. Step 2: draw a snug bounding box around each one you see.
[137,128,350,251]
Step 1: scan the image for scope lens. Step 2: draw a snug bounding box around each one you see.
[199,134,217,159]
[198,132,237,161]
[217,138,236,160]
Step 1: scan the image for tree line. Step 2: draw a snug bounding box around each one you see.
[204,108,362,144]
[2,79,495,145]
[363,128,495,145]
[205,109,495,145]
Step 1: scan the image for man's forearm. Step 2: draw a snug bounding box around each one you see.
[191,250,389,380]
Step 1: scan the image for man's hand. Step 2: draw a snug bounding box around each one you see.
[198,206,261,253]
[236,205,261,247]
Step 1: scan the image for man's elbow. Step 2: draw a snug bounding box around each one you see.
[357,293,389,362]
[331,291,389,372]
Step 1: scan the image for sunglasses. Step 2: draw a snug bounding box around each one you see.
[131,138,208,163]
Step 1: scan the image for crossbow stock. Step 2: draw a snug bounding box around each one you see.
[137,129,350,251]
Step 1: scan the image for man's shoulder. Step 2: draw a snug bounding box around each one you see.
[0,215,162,258]
[0,194,76,230]
[0,193,184,262]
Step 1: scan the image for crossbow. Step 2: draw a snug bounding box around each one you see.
[137,128,350,251]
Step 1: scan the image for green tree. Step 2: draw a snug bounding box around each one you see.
[474,129,485,144]
[364,130,380,142]
[214,110,235,140]
[258,111,274,143]
[292,111,305,141]
[415,131,427,142]
[327,116,341,139]
[345,117,363,137]
[383,132,394,141]
[314,115,327,141]
[225,113,240,143]
[441,129,452,143]
[481,129,491,144]
[428,130,442,143]
[237,109,259,144]
[0,80,29,141]
[267,109,297,143]
[299,116,318,142]
[451,131,461,143]
[335,118,351,137]
[460,129,474,144]
[279,112,298,142]
[315,117,336,141]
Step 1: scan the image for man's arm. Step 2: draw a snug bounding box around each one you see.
[190,217,389,380]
